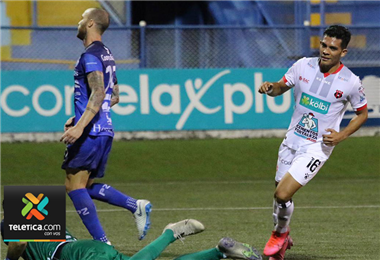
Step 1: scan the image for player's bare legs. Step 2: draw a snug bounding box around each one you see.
[264,173,301,257]
[65,169,91,192]
[275,173,302,203]
[86,178,95,188]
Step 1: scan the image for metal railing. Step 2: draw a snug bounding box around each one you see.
[1,25,379,71]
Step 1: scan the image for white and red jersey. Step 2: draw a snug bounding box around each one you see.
[282,57,367,159]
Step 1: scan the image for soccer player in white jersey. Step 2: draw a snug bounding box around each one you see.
[258,25,368,260]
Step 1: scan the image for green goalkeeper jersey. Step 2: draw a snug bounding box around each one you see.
[2,226,127,260]
[22,230,77,260]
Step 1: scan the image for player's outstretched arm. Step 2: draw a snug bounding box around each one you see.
[60,71,105,144]
[323,107,368,146]
[258,78,291,97]
[6,241,27,260]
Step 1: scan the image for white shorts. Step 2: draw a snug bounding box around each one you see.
[275,143,326,186]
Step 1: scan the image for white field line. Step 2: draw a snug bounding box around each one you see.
[9,178,378,186]
[0,204,378,215]
[66,204,380,213]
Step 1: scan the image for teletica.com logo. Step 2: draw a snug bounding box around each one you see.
[22,193,49,220]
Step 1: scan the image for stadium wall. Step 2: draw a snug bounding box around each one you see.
[1,68,379,142]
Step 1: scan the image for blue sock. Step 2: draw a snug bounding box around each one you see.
[68,188,108,242]
[87,183,138,213]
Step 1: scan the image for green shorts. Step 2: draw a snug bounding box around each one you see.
[60,240,130,260]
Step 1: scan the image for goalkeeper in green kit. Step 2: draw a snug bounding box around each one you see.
[2,219,262,260]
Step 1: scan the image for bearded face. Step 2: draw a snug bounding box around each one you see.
[77,10,91,40]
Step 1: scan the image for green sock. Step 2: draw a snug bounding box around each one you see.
[173,248,224,260]
[128,230,176,260]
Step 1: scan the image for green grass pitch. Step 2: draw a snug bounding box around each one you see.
[1,136,379,259]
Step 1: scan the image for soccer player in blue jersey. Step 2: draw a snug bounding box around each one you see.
[60,8,152,244]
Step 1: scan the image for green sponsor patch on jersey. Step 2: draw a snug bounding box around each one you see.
[300,93,330,114]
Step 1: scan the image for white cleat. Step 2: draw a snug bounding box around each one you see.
[133,199,152,240]
[162,219,205,240]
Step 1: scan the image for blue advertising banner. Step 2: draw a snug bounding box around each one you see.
[1,69,293,133]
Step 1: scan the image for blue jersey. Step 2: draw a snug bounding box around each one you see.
[73,41,117,137]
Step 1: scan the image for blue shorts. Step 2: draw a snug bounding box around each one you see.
[61,135,113,179]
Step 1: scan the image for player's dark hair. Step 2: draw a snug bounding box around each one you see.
[88,8,110,35]
[323,25,351,49]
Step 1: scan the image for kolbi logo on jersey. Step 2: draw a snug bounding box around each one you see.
[300,93,330,114]
[294,112,319,142]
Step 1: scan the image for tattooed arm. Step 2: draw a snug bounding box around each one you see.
[110,84,119,107]
[60,71,105,144]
